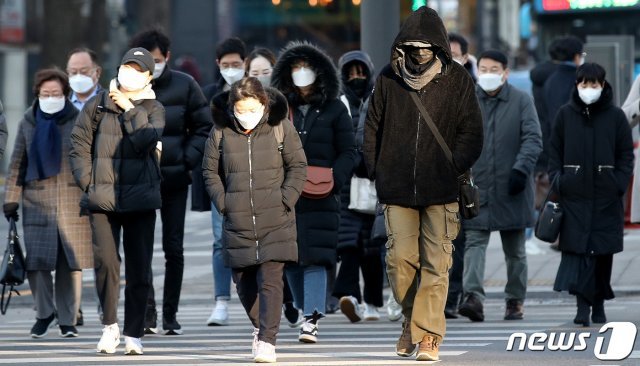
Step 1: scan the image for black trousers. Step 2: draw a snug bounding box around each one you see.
[232,262,284,345]
[447,230,466,306]
[148,186,188,317]
[91,210,156,338]
[333,244,384,307]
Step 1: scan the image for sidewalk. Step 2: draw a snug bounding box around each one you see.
[483,229,640,298]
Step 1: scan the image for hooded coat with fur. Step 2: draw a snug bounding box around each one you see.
[363,6,483,208]
[202,87,307,269]
[272,42,357,268]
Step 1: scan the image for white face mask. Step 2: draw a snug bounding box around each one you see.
[39,96,66,114]
[234,105,265,130]
[256,75,272,87]
[477,73,504,92]
[292,67,316,87]
[220,67,245,86]
[69,74,95,94]
[118,66,149,92]
[578,87,602,105]
[153,62,166,79]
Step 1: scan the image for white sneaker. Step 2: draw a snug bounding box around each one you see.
[363,303,381,320]
[96,323,120,354]
[339,296,363,323]
[206,299,229,326]
[251,327,259,357]
[298,321,318,343]
[254,340,277,363]
[387,295,403,322]
[124,336,143,355]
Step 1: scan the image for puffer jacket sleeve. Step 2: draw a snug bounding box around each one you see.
[202,128,225,214]
[363,76,384,180]
[452,78,484,174]
[183,79,213,169]
[121,101,165,155]
[280,120,307,211]
[613,110,634,194]
[512,93,543,176]
[70,97,99,191]
[331,101,357,192]
[4,121,27,204]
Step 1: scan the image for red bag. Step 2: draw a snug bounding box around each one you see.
[302,166,334,199]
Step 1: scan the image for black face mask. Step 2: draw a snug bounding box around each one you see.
[346,78,368,97]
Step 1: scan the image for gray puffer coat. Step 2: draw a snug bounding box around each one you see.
[203,88,307,269]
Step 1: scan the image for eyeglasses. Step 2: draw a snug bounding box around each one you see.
[66,67,95,76]
[39,92,64,98]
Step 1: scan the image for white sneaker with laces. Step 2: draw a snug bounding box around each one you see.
[364,303,381,320]
[339,296,363,323]
[207,299,229,326]
[254,340,277,363]
[251,327,259,357]
[124,336,143,355]
[96,323,120,354]
[387,295,403,322]
[298,321,318,343]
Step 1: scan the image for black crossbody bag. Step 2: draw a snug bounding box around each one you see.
[409,92,480,219]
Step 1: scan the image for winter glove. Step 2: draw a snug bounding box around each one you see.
[508,169,528,196]
[3,202,19,222]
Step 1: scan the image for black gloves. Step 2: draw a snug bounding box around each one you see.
[508,169,528,196]
[3,202,19,222]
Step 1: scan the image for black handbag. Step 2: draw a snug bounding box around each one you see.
[534,176,563,243]
[409,92,480,219]
[0,218,26,315]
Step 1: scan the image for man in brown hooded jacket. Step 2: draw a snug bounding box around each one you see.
[363,6,483,361]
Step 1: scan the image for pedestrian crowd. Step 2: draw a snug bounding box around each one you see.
[0,5,637,364]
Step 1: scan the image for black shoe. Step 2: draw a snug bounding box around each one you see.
[444,291,460,319]
[283,302,301,325]
[59,325,78,338]
[144,306,158,334]
[574,296,591,327]
[163,313,183,335]
[444,305,459,319]
[591,299,606,324]
[458,294,484,322]
[504,299,524,320]
[76,308,84,326]
[30,313,56,338]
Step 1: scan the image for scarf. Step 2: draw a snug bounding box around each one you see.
[391,42,443,91]
[109,79,156,101]
[25,101,73,182]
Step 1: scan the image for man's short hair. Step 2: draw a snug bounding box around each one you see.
[129,28,171,57]
[448,33,469,55]
[478,49,508,69]
[67,47,99,65]
[553,36,584,62]
[216,37,247,61]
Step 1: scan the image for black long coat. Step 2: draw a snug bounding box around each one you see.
[548,85,634,255]
[272,42,357,268]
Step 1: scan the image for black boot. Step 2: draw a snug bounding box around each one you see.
[444,291,460,319]
[573,295,590,327]
[591,298,606,324]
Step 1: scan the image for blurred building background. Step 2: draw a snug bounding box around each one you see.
[0,0,638,170]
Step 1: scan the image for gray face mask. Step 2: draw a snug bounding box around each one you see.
[256,75,272,87]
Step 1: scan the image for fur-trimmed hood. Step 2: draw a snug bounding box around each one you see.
[210,86,289,132]
[271,41,341,107]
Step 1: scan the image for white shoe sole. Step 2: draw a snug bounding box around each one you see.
[163,328,184,335]
[416,351,438,361]
[144,327,158,334]
[298,334,317,343]
[206,318,228,326]
[31,331,48,339]
[124,347,143,355]
[254,355,277,363]
[96,339,120,354]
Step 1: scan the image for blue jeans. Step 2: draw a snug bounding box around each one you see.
[285,264,326,318]
[211,204,231,301]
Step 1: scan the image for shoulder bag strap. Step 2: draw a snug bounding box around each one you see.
[409,92,454,166]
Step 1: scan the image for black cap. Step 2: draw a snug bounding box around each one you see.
[120,47,155,73]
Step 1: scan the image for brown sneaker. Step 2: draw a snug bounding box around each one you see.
[395,318,415,357]
[504,299,524,320]
[416,334,439,361]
